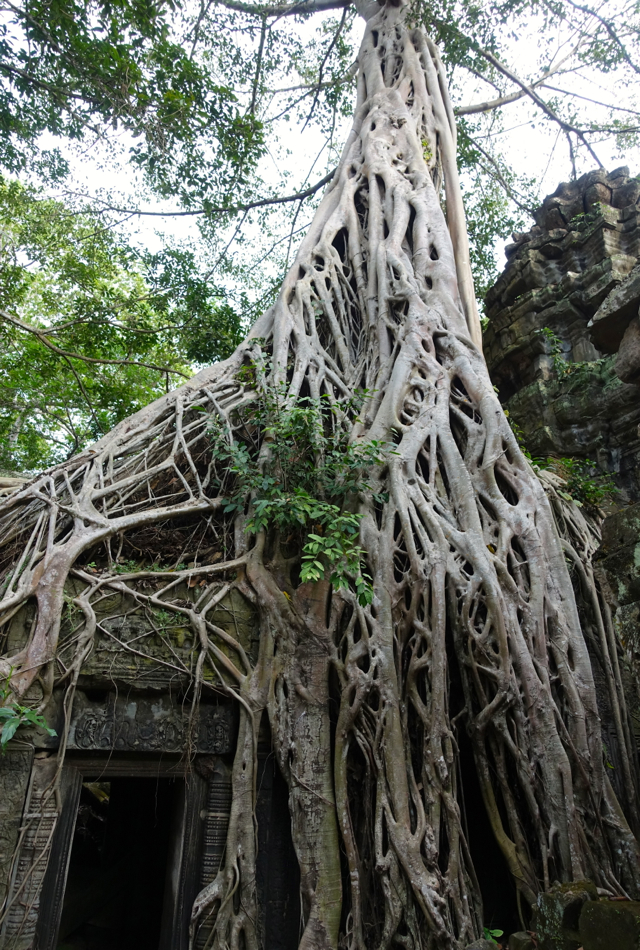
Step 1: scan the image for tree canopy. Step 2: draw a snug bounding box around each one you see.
[0,176,243,469]
[0,0,638,469]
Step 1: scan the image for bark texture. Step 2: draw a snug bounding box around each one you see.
[0,2,639,948]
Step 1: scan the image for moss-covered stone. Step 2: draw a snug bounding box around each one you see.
[536,881,598,950]
[508,934,536,950]
[580,900,640,950]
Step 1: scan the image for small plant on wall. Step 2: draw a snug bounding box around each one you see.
[0,669,56,752]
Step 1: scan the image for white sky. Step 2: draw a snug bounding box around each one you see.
[40,3,640,300]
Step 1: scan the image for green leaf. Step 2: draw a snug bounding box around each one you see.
[1,718,20,748]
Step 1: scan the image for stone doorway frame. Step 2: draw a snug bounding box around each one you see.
[33,754,208,950]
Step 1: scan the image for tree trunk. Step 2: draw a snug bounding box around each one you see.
[0,2,639,948]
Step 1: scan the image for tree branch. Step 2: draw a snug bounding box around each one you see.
[85,169,336,218]
[249,15,268,114]
[457,84,539,116]
[465,135,536,214]
[214,0,349,16]
[301,4,349,130]
[561,0,640,76]
[456,54,572,116]
[0,310,191,378]
[456,41,582,117]
[476,48,604,168]
[542,83,640,117]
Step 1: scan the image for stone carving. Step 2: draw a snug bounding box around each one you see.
[67,692,236,754]
[0,750,33,909]
[55,582,258,693]
[1,753,61,948]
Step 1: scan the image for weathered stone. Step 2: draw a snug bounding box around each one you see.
[585,182,613,210]
[464,941,499,950]
[580,899,640,950]
[66,690,237,754]
[590,264,640,352]
[0,750,33,908]
[484,166,640,504]
[508,933,536,950]
[616,315,640,384]
[598,503,640,607]
[536,881,598,950]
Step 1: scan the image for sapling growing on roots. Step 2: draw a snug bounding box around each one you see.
[0,0,639,948]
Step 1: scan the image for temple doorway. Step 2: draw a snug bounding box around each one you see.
[56,776,177,950]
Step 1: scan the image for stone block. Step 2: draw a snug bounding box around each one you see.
[585,182,613,210]
[601,503,640,551]
[589,262,640,351]
[536,881,598,950]
[598,504,640,608]
[616,315,640,384]
[580,899,640,950]
[509,934,536,950]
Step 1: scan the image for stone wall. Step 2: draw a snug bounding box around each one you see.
[595,503,640,738]
[485,167,640,748]
[483,167,640,502]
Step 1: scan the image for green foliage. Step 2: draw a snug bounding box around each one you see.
[209,376,390,605]
[0,669,56,752]
[536,327,619,391]
[0,177,243,470]
[536,327,576,379]
[546,457,618,509]
[143,249,243,365]
[483,927,504,946]
[0,0,265,201]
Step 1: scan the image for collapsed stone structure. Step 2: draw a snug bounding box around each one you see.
[484,164,640,806]
[484,166,640,500]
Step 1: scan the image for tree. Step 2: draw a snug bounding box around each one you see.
[0,1,639,949]
[0,176,243,470]
[2,0,639,307]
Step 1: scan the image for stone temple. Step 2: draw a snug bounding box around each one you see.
[0,167,639,950]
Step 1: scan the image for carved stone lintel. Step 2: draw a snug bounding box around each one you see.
[67,692,236,755]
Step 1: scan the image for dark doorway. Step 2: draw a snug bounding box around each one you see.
[255,720,301,950]
[456,725,521,939]
[56,776,177,950]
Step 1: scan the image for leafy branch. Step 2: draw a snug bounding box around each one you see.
[209,372,390,605]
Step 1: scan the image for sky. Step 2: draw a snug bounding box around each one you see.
[37,0,640,309]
